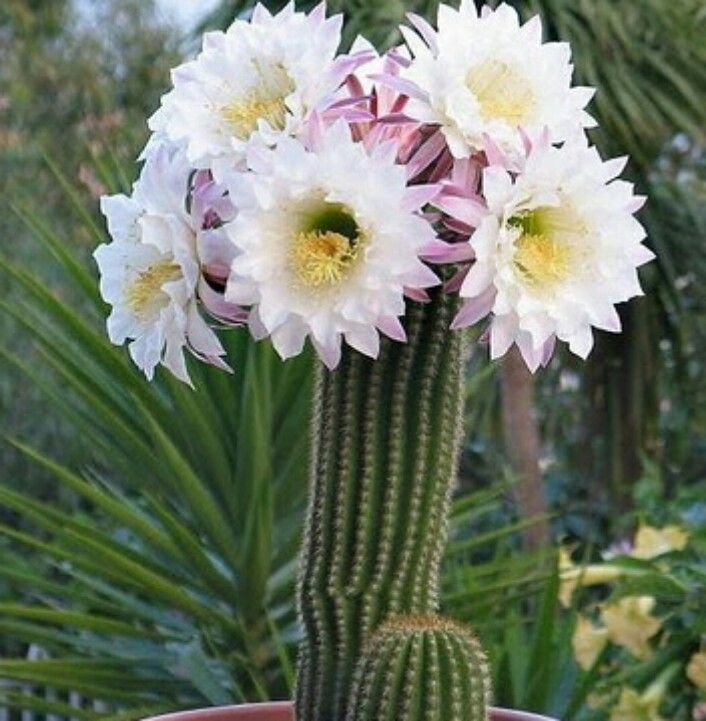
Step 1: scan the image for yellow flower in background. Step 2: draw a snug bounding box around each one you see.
[633,524,689,559]
[609,688,665,721]
[601,596,661,659]
[609,665,678,721]
[558,547,624,608]
[572,615,609,670]
[687,652,706,690]
[586,692,612,711]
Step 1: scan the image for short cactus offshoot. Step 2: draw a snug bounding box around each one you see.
[296,291,483,721]
[346,615,492,721]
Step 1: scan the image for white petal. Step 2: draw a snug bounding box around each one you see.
[345,325,380,359]
[451,286,496,329]
[460,262,495,298]
[490,314,518,359]
[271,320,308,360]
[568,327,594,359]
[313,335,342,370]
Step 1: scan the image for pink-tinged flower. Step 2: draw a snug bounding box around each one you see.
[148,2,371,176]
[219,121,440,369]
[320,38,442,186]
[396,1,595,160]
[439,132,652,370]
[95,143,244,384]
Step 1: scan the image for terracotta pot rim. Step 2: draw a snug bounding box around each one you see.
[143,702,558,721]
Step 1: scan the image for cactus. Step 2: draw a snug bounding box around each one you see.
[296,290,472,721]
[346,615,492,721]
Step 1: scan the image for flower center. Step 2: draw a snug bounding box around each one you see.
[513,233,572,288]
[290,202,363,289]
[221,62,294,140]
[466,60,535,125]
[511,206,586,290]
[126,260,181,318]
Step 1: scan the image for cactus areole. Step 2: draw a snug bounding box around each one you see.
[295,291,495,721]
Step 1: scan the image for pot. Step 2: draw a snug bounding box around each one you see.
[145,702,557,721]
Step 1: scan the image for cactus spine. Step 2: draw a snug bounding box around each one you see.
[296,291,469,721]
[346,615,492,721]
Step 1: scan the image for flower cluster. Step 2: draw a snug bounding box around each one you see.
[95,1,653,383]
[561,522,706,721]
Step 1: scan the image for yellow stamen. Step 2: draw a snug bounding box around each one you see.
[220,63,294,140]
[513,233,572,289]
[291,230,360,288]
[466,60,535,125]
[126,261,181,317]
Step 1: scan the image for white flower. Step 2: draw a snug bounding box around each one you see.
[456,133,653,370]
[149,2,345,172]
[399,1,594,159]
[222,121,440,368]
[95,144,229,383]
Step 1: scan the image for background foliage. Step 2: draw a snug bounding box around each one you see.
[1,0,705,720]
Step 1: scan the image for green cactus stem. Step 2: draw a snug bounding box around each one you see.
[346,615,492,721]
[296,291,468,721]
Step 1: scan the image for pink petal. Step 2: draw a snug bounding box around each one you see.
[433,194,486,227]
[385,50,412,70]
[482,133,512,170]
[313,336,342,370]
[406,130,447,180]
[332,49,376,80]
[428,150,454,182]
[406,12,438,54]
[303,110,326,152]
[421,239,474,264]
[461,262,495,298]
[368,73,428,102]
[200,281,249,326]
[333,108,376,123]
[404,286,431,303]
[378,315,407,342]
[346,325,380,358]
[443,266,469,294]
[451,287,496,329]
[402,184,441,212]
[327,95,373,111]
[519,126,533,156]
[361,123,387,153]
[591,305,622,333]
[390,94,409,115]
[247,307,268,341]
[540,336,556,367]
[451,158,481,195]
[346,74,365,98]
[374,113,417,124]
[490,315,518,360]
[443,217,474,236]
[516,332,543,373]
